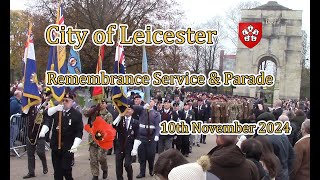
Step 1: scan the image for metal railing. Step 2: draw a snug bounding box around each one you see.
[10,113,27,157]
[10,113,51,158]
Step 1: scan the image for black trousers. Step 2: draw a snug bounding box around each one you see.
[115,151,133,180]
[174,136,182,150]
[51,149,74,180]
[181,135,190,155]
[26,138,47,175]
[200,135,207,143]
[138,141,156,175]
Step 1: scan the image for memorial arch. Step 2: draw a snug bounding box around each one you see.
[233,1,303,103]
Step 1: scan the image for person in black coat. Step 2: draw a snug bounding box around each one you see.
[265,134,295,180]
[193,99,206,147]
[113,105,140,180]
[178,103,195,157]
[39,93,83,180]
[272,99,283,120]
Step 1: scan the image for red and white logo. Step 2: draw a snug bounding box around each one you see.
[239,22,262,48]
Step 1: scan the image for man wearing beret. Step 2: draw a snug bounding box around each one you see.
[39,92,83,180]
[113,105,140,180]
[83,99,113,180]
[158,99,174,154]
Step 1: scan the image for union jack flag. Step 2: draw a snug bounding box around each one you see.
[112,41,128,116]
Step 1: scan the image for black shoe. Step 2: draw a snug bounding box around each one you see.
[103,171,108,179]
[192,142,195,146]
[197,143,200,147]
[150,172,154,176]
[43,167,48,174]
[23,174,35,179]
[185,154,189,157]
[136,174,145,178]
[203,141,206,144]
[92,176,98,180]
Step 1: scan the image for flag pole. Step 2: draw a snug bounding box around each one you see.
[57,0,63,150]
[22,20,32,85]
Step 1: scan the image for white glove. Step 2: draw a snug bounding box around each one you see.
[39,125,49,138]
[173,136,177,140]
[131,139,141,156]
[69,137,82,153]
[48,104,64,116]
[113,114,122,126]
[143,103,150,109]
[154,136,159,142]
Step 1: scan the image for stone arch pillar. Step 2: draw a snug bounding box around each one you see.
[233,1,302,101]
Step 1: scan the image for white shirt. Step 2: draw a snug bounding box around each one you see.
[125,116,131,130]
[185,111,189,119]
[164,108,170,114]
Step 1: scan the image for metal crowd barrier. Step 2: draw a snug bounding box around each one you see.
[10,113,27,157]
[10,113,51,158]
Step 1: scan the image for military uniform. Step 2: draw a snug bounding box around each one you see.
[233,100,239,121]
[219,100,228,123]
[114,116,140,180]
[211,101,221,123]
[84,105,113,179]
[131,105,161,178]
[23,105,48,178]
[178,109,195,156]
[236,101,244,120]
[243,100,250,121]
[194,103,205,145]
[43,106,83,180]
[158,108,174,154]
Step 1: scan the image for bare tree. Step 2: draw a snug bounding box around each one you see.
[26,0,184,74]
[224,1,261,48]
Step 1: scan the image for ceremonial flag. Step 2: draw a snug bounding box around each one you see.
[67,46,81,92]
[112,40,128,116]
[46,0,67,102]
[92,45,105,103]
[21,22,41,114]
[142,46,150,103]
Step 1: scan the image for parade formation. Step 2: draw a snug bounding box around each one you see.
[10,0,310,180]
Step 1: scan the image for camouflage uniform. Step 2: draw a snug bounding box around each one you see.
[243,100,249,121]
[219,101,228,123]
[237,101,244,120]
[211,101,221,123]
[227,101,233,123]
[230,100,237,122]
[86,108,113,177]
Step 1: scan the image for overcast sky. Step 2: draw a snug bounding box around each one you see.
[11,0,310,56]
[10,0,310,33]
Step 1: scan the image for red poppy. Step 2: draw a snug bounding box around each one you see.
[84,116,116,150]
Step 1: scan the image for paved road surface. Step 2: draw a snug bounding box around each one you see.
[10,117,217,180]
